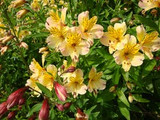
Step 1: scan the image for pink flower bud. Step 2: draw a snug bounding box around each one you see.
[7,111,16,120]
[54,82,67,102]
[39,99,49,120]
[18,98,25,105]
[7,87,28,109]
[66,66,75,73]
[0,102,7,118]
[64,102,71,109]
[56,104,64,111]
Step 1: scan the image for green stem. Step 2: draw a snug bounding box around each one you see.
[3,8,30,72]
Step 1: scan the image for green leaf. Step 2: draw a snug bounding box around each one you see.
[117,90,130,107]
[36,82,52,98]
[132,94,150,103]
[96,47,113,60]
[85,105,97,116]
[27,103,42,117]
[118,100,130,120]
[112,67,121,84]
[49,107,56,119]
[142,60,156,78]
[134,15,159,32]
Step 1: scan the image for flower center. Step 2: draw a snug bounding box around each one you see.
[66,32,81,47]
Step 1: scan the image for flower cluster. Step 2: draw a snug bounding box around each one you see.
[26,59,57,96]
[46,9,104,62]
[100,22,160,72]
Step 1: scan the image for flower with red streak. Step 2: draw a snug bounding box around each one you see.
[56,103,64,111]
[6,87,28,109]
[0,102,7,118]
[39,99,49,120]
[54,81,67,101]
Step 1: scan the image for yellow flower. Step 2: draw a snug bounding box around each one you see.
[138,0,160,11]
[100,22,127,54]
[45,8,67,29]
[59,27,90,62]
[113,34,144,72]
[31,0,40,12]
[64,69,87,98]
[46,25,69,51]
[26,59,57,96]
[136,25,160,59]
[88,67,106,93]
[78,11,104,45]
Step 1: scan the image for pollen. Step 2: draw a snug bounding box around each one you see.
[66,32,81,47]
[82,16,97,32]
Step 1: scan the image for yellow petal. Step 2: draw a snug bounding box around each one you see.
[46,64,57,78]
[114,22,127,35]
[131,52,144,66]
[136,25,146,42]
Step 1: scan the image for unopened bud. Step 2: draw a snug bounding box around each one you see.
[109,85,117,92]
[39,98,49,120]
[141,10,146,16]
[64,102,71,109]
[0,102,7,118]
[129,20,134,26]
[39,47,48,53]
[110,17,121,23]
[54,81,67,101]
[128,93,133,103]
[0,35,14,44]
[66,66,76,73]
[7,111,16,120]
[18,98,25,105]
[16,9,29,19]
[1,46,8,55]
[151,9,158,17]
[7,87,28,109]
[19,42,28,49]
[11,0,26,8]
[28,114,36,120]
[56,104,64,111]
[126,82,132,90]
[72,21,76,26]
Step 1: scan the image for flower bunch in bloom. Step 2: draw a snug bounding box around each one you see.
[59,63,106,97]
[46,9,104,62]
[138,0,160,11]
[26,58,57,96]
[100,22,160,72]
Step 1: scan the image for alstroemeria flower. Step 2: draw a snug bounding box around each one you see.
[46,25,69,51]
[64,69,87,98]
[26,59,57,96]
[59,27,90,62]
[136,25,160,59]
[100,22,127,54]
[113,34,144,72]
[88,67,106,93]
[45,8,67,29]
[138,0,160,11]
[78,11,104,45]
